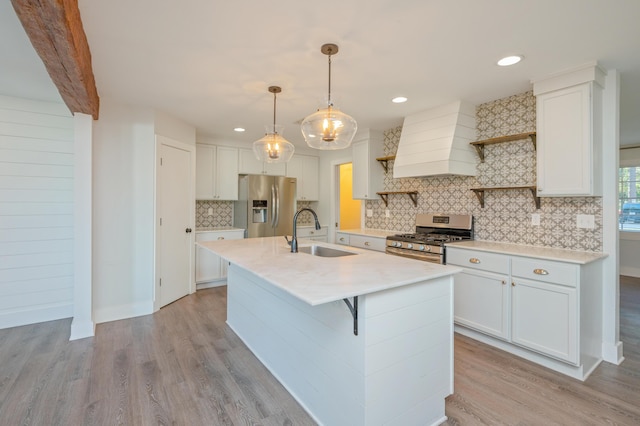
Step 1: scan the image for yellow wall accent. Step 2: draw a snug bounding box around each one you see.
[339,163,361,229]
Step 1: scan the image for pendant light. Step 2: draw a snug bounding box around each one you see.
[301,43,357,150]
[253,86,295,163]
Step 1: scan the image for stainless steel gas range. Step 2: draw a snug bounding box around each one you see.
[386,213,473,264]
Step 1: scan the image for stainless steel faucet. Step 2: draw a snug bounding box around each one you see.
[290,207,321,253]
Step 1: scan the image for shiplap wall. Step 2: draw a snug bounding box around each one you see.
[0,95,74,328]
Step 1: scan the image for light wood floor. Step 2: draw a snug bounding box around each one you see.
[0,277,638,425]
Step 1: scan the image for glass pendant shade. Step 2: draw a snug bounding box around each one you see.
[301,43,357,150]
[253,124,294,163]
[253,86,294,163]
[301,106,357,150]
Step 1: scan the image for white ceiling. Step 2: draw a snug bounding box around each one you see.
[3,0,640,146]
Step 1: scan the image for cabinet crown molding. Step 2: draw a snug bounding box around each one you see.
[533,62,606,95]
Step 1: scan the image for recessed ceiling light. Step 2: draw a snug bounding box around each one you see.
[497,55,523,66]
[392,96,408,103]
[233,127,245,132]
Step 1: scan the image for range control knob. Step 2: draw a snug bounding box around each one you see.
[407,243,413,249]
[425,246,432,252]
[418,245,425,251]
[394,242,402,248]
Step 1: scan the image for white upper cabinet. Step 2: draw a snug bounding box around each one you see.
[534,64,604,196]
[196,144,239,200]
[238,148,286,176]
[286,154,319,201]
[351,129,384,200]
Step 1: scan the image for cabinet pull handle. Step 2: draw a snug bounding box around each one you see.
[364,241,370,246]
[340,237,345,242]
[502,280,506,285]
[533,268,549,275]
[511,282,515,287]
[217,236,225,240]
[310,231,314,234]
[469,258,480,264]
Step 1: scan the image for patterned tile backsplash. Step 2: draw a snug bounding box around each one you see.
[196,200,315,228]
[365,91,603,252]
[196,200,233,228]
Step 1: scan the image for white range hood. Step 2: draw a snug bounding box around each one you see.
[393,101,477,178]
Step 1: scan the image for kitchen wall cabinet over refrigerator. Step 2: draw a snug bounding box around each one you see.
[351,129,384,200]
[238,148,286,176]
[196,144,239,200]
[533,64,604,196]
[285,154,319,201]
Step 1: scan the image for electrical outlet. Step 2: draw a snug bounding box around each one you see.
[385,209,390,218]
[531,213,540,226]
[576,214,595,229]
[366,209,373,218]
[207,208,214,216]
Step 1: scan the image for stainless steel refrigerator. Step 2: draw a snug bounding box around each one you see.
[234,175,297,238]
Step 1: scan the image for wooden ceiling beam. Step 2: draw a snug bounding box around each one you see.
[11,0,99,119]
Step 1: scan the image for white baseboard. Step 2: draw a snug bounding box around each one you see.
[620,266,640,278]
[94,300,153,324]
[70,317,95,340]
[602,340,625,365]
[196,280,227,290]
[0,303,73,330]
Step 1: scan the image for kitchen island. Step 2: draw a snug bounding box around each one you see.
[197,236,461,426]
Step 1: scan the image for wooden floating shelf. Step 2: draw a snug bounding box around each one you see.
[375,155,396,173]
[470,132,537,162]
[376,191,418,207]
[471,186,540,210]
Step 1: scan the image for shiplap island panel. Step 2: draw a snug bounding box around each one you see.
[198,236,461,425]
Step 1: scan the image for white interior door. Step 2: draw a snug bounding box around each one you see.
[157,137,194,308]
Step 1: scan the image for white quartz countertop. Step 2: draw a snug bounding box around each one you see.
[198,236,461,306]
[446,240,608,264]
[196,227,244,233]
[336,228,401,238]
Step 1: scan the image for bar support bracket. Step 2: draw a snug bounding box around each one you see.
[343,296,359,336]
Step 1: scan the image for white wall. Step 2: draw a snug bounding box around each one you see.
[619,146,640,278]
[155,109,196,144]
[92,99,196,324]
[92,99,155,322]
[0,95,75,329]
[620,232,640,277]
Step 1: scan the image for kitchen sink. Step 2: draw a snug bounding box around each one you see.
[299,245,357,258]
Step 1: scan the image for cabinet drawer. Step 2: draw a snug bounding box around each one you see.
[196,230,245,242]
[511,258,577,287]
[297,226,328,238]
[349,235,386,252]
[335,233,350,245]
[446,248,509,274]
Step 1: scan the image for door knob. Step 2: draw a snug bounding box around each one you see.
[185,228,192,233]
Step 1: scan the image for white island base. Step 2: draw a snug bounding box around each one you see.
[226,263,453,426]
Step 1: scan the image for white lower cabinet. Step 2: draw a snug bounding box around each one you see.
[195,229,244,287]
[296,225,328,242]
[447,245,603,380]
[335,232,386,252]
[454,268,510,340]
[335,232,350,246]
[511,277,577,363]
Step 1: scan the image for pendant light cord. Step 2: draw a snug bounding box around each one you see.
[273,90,277,134]
[327,53,332,107]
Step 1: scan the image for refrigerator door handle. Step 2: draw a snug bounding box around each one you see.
[274,183,280,228]
[270,184,276,227]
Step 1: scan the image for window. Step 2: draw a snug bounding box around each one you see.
[619,166,640,231]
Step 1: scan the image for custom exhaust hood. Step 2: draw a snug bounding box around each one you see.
[393,101,478,178]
